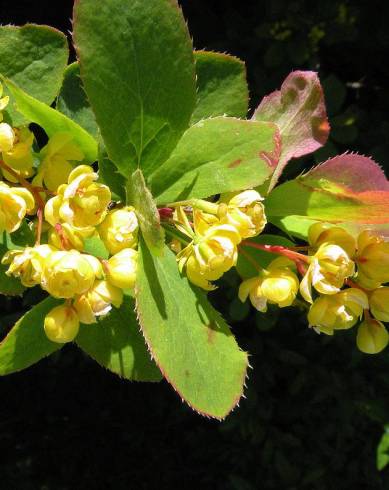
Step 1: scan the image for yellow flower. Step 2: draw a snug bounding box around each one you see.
[300,243,355,303]
[369,287,389,322]
[357,318,389,354]
[74,280,123,324]
[44,165,111,228]
[219,190,267,239]
[2,244,55,287]
[33,132,84,191]
[356,230,389,289]
[41,250,102,299]
[0,182,34,233]
[105,248,138,289]
[2,127,35,182]
[177,210,241,290]
[48,222,95,251]
[0,122,15,153]
[44,304,80,343]
[238,258,299,311]
[99,206,139,254]
[307,288,368,335]
[308,222,356,258]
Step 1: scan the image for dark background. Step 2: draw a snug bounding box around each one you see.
[1,1,389,489]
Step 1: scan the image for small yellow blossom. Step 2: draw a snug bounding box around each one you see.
[357,318,389,354]
[356,230,389,289]
[0,122,15,153]
[99,206,139,254]
[177,210,241,290]
[44,304,80,343]
[0,182,34,233]
[105,248,138,289]
[33,133,84,191]
[74,280,123,324]
[45,165,111,228]
[308,222,356,258]
[307,288,368,335]
[48,222,95,251]
[300,243,355,303]
[41,250,102,299]
[369,287,389,322]
[219,190,267,239]
[2,244,55,287]
[238,258,299,311]
[2,127,35,182]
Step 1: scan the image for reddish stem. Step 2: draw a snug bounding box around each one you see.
[241,241,310,264]
[54,223,70,250]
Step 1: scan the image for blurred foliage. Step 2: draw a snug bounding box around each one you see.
[1,0,389,488]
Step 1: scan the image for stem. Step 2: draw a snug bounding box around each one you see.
[164,225,191,246]
[54,223,70,250]
[165,198,219,215]
[241,241,310,264]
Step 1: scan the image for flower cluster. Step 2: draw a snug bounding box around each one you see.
[0,93,140,343]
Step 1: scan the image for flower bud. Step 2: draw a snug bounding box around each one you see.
[308,288,368,335]
[239,258,299,311]
[0,182,35,233]
[44,304,80,343]
[105,248,138,289]
[220,190,266,238]
[99,206,139,254]
[300,243,355,303]
[41,250,97,298]
[356,230,389,289]
[308,223,356,258]
[2,244,55,287]
[2,127,35,182]
[369,287,389,322]
[357,318,389,354]
[74,280,123,324]
[0,122,15,152]
[44,165,111,228]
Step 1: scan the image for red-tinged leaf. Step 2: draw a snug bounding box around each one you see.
[253,71,329,192]
[265,153,389,239]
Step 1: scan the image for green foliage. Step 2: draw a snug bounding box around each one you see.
[76,296,162,381]
[136,240,248,419]
[127,170,165,256]
[56,62,99,139]
[191,50,249,123]
[150,118,279,204]
[0,297,61,375]
[377,426,389,471]
[73,0,196,177]
[3,77,98,161]
[0,24,68,124]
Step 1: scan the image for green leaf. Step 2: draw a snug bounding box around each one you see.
[0,24,68,123]
[83,236,109,259]
[253,71,329,192]
[56,62,99,139]
[150,118,280,204]
[73,0,196,177]
[237,234,295,279]
[191,50,249,124]
[265,153,389,239]
[135,240,248,419]
[98,142,126,202]
[76,296,161,381]
[377,426,389,471]
[0,245,25,297]
[0,297,62,375]
[127,169,165,256]
[3,77,98,162]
